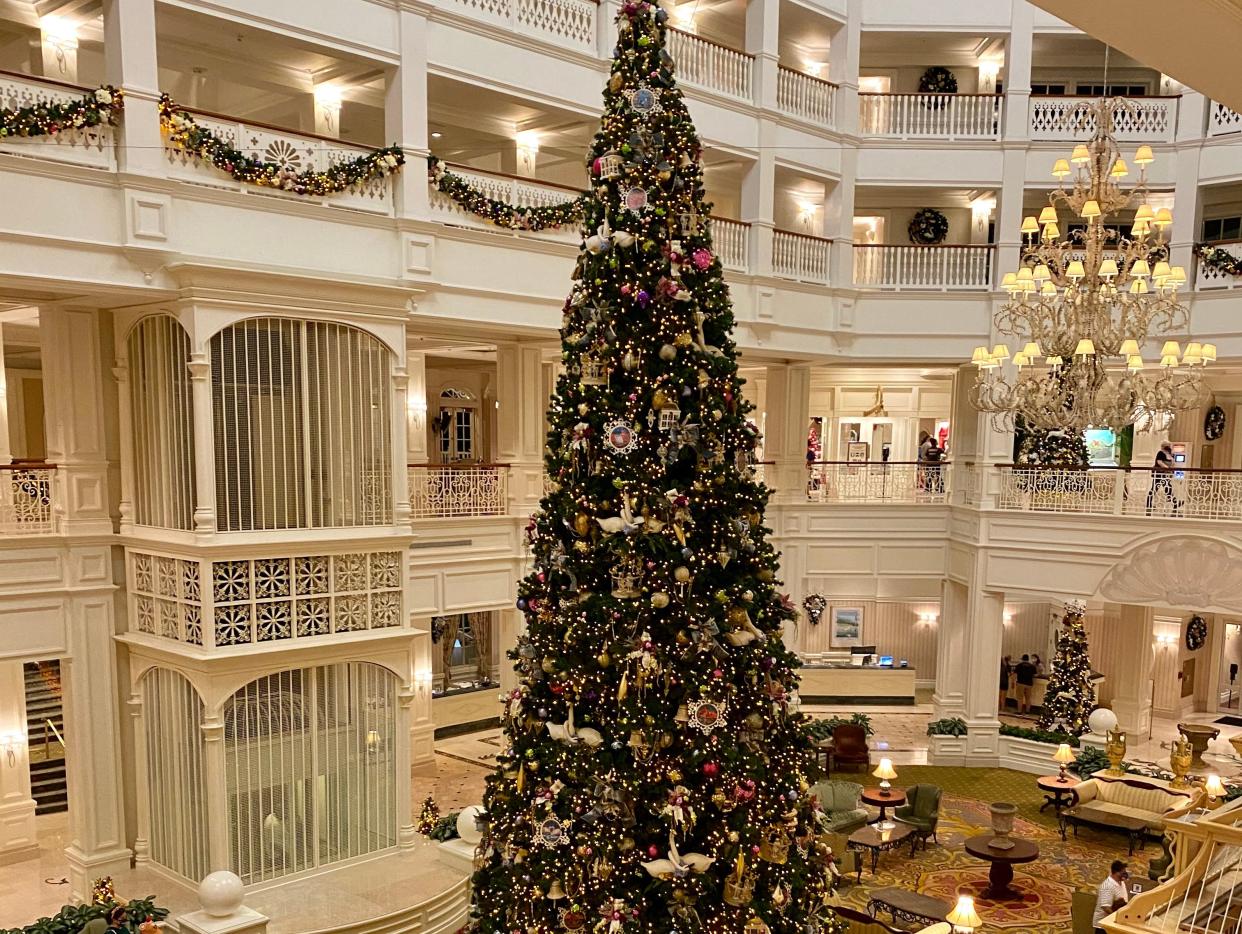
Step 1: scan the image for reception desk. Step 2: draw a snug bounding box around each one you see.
[799,663,917,705]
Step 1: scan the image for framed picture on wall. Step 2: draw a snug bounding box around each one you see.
[846,442,870,463]
[830,607,864,647]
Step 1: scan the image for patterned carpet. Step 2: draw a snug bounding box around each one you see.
[831,766,1153,932]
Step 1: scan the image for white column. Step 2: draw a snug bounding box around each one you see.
[1109,604,1155,735]
[498,609,524,694]
[495,343,547,516]
[62,597,131,898]
[741,144,776,276]
[386,5,432,221]
[112,360,135,533]
[396,686,418,843]
[962,588,1006,756]
[200,713,230,872]
[406,351,429,464]
[188,356,216,534]
[0,661,37,862]
[932,579,968,719]
[103,0,165,179]
[744,0,779,111]
[409,631,435,775]
[762,363,811,505]
[392,363,412,527]
[1170,96,1205,283]
[127,692,150,865]
[0,324,11,465]
[1002,1,1033,141]
[828,0,861,136]
[949,364,1011,506]
[39,309,113,534]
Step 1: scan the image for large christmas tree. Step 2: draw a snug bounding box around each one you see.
[468,4,839,933]
[1038,600,1097,735]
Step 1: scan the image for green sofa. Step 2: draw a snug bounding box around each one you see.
[811,779,869,834]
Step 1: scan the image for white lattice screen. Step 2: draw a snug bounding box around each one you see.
[142,668,210,882]
[210,318,393,532]
[224,662,398,884]
[128,315,196,530]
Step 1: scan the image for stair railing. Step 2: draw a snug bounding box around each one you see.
[43,718,64,758]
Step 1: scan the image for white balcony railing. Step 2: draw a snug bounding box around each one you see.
[164,108,395,214]
[807,462,951,504]
[1208,101,1242,136]
[996,466,1242,522]
[443,0,596,51]
[777,66,836,127]
[1027,95,1178,142]
[853,244,993,291]
[0,71,116,170]
[667,28,753,103]
[0,465,57,535]
[409,464,509,518]
[773,230,832,284]
[1197,241,1242,290]
[429,164,583,243]
[859,92,1001,140]
[710,216,750,272]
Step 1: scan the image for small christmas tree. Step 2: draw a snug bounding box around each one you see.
[1016,425,1089,467]
[1038,601,1096,735]
[417,795,441,836]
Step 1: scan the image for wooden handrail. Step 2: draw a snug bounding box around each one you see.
[0,66,94,95]
[409,462,512,469]
[852,243,995,250]
[858,90,1002,99]
[667,26,755,59]
[710,214,751,227]
[0,462,56,470]
[173,103,385,150]
[776,64,839,89]
[439,161,587,197]
[774,228,834,244]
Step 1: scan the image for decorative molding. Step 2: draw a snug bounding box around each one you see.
[1099,535,1242,613]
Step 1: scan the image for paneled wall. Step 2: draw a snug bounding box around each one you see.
[1002,603,1056,666]
[799,599,941,680]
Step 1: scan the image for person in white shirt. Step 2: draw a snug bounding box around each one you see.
[1094,860,1130,931]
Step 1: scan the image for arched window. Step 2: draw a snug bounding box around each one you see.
[437,387,477,462]
[128,315,195,530]
[210,318,393,531]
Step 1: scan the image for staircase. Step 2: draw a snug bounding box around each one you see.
[24,661,67,815]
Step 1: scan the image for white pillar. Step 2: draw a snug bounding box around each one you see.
[39,309,113,534]
[828,0,861,136]
[744,0,779,112]
[188,355,216,534]
[406,351,429,464]
[762,363,811,505]
[495,343,547,516]
[0,324,11,465]
[201,713,230,872]
[932,579,968,719]
[392,363,412,527]
[1002,2,1033,141]
[386,6,432,221]
[0,661,37,862]
[112,359,135,533]
[498,609,523,694]
[103,0,166,179]
[62,597,131,898]
[1170,96,1205,285]
[1109,604,1155,735]
[949,364,1012,506]
[409,632,435,775]
[127,692,150,865]
[741,144,776,277]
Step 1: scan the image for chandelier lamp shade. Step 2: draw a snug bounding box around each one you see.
[969,98,1208,433]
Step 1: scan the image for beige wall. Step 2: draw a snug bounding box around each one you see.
[800,599,940,679]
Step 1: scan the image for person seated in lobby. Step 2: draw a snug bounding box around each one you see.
[1094,860,1130,933]
[1015,654,1037,714]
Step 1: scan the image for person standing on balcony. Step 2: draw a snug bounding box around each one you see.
[1015,654,1038,715]
[1146,443,1179,515]
[917,431,931,491]
[922,438,944,494]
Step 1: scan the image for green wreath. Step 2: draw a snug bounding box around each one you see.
[908,207,950,245]
[919,66,959,95]
[1206,404,1227,441]
[1186,615,1207,651]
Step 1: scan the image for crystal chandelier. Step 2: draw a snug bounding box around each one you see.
[969,98,1210,432]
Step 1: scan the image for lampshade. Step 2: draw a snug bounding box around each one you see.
[1020,216,1040,234]
[1081,199,1102,220]
[1185,341,1203,358]
[991,343,1011,360]
[971,346,988,366]
[1074,338,1096,357]
[872,758,898,781]
[1183,349,1202,366]
[1127,355,1145,371]
[1066,260,1086,280]
[1043,221,1060,240]
[1205,774,1226,798]
[1131,219,1149,236]
[1070,144,1091,164]
[1001,271,1018,290]
[1153,260,1172,279]
[1053,743,1076,765]
[1135,204,1155,222]
[1016,267,1034,282]
[1134,144,1155,165]
[1012,352,1030,367]
[1110,158,1129,178]
[1170,265,1187,283]
[1129,278,1149,295]
[1033,263,1051,281]
[1098,259,1119,279]
[1120,339,1141,356]
[1045,355,1064,366]
[1038,206,1058,225]
[1040,280,1058,296]
[1154,207,1173,227]
[1202,342,1218,362]
[1022,341,1042,358]
[1161,340,1182,357]
[947,896,982,929]
[1131,259,1151,278]
[1052,158,1071,178]
[1160,354,1179,368]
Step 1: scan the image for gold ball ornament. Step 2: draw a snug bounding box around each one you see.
[652,389,670,409]
[659,344,677,360]
[573,512,591,536]
[651,592,670,608]
[674,566,691,582]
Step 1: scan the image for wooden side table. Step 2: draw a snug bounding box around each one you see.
[964,833,1040,900]
[861,786,906,826]
[1037,774,1077,813]
[848,823,915,876]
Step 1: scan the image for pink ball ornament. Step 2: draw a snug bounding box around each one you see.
[692,248,713,270]
[702,761,719,777]
[647,844,660,858]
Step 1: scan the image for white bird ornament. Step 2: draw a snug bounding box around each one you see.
[545,703,604,747]
[640,831,715,879]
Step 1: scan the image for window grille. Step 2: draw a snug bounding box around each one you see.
[224,662,398,884]
[141,668,209,882]
[128,316,196,530]
[211,318,393,531]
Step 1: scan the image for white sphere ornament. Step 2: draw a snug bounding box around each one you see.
[198,870,245,917]
[457,804,486,845]
[1088,707,1118,737]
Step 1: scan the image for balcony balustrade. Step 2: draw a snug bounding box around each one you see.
[428,164,583,243]
[1196,241,1242,290]
[853,244,993,291]
[1027,94,1178,142]
[0,70,116,170]
[710,216,750,272]
[1208,101,1242,136]
[164,107,395,214]
[807,461,951,504]
[995,465,1242,522]
[409,464,509,518]
[777,67,837,127]
[859,92,1002,140]
[442,0,597,52]
[773,230,832,284]
[667,28,753,103]
[0,464,57,535]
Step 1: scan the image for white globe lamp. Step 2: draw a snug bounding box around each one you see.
[457,804,486,845]
[198,870,245,918]
[1088,707,1118,737]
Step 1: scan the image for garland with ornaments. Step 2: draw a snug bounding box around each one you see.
[159,95,404,196]
[1196,243,1242,277]
[0,86,122,139]
[428,156,589,231]
[908,207,950,245]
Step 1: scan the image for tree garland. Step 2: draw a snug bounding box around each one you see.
[428,155,589,232]
[159,95,404,196]
[0,86,122,139]
[908,207,949,245]
[1196,242,1242,277]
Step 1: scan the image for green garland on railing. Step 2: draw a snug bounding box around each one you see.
[0,85,122,139]
[1196,242,1242,277]
[160,94,404,195]
[428,155,589,231]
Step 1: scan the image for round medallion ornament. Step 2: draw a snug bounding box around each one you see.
[626,85,662,115]
[1205,404,1227,441]
[624,187,649,214]
[560,906,588,932]
[604,420,639,454]
[534,815,571,848]
[1186,615,1208,651]
[687,698,726,734]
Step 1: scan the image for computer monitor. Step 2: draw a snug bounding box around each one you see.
[878,655,894,667]
[850,645,878,656]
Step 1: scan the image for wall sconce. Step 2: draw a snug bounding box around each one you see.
[0,729,25,767]
[1003,612,1014,626]
[365,729,383,756]
[515,129,540,175]
[40,16,78,75]
[313,83,343,133]
[977,60,1001,91]
[669,3,696,32]
[971,196,996,232]
[415,668,434,691]
[1155,633,1178,647]
[917,612,939,625]
[804,61,826,79]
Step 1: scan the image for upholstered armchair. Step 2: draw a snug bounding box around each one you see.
[894,783,942,848]
[811,780,869,834]
[830,723,870,773]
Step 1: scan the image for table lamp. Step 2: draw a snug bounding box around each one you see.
[1053,742,1076,781]
[947,895,981,934]
[873,757,897,794]
[1205,774,1226,808]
